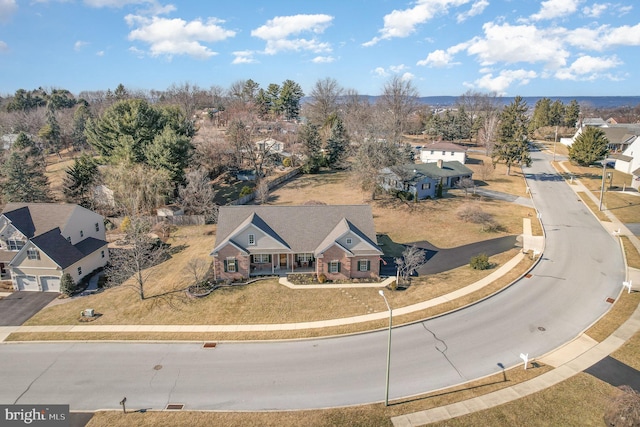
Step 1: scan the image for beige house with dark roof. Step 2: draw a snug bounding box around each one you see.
[210,205,383,281]
[0,203,109,292]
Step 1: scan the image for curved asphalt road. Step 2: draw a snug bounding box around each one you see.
[0,148,625,411]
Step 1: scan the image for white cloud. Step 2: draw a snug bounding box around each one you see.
[417,49,453,67]
[457,0,489,23]
[232,50,258,64]
[251,14,333,55]
[126,15,236,59]
[400,72,415,81]
[373,67,388,77]
[0,40,8,52]
[96,50,105,56]
[472,69,537,94]
[0,0,17,24]
[582,3,608,17]
[389,64,408,73]
[555,55,622,80]
[364,0,472,46]
[74,40,89,51]
[566,23,640,50]
[466,22,569,68]
[530,0,581,21]
[312,55,335,63]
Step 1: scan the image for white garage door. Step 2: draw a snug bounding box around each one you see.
[40,276,61,292]
[16,275,38,291]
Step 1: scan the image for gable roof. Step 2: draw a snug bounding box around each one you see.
[383,161,473,183]
[22,229,107,269]
[212,205,382,256]
[421,141,467,152]
[2,203,81,238]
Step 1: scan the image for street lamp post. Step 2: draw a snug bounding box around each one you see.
[378,290,392,406]
[599,160,608,211]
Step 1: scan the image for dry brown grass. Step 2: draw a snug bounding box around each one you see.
[270,170,535,247]
[621,236,640,269]
[586,290,640,342]
[576,192,611,222]
[466,153,529,197]
[20,250,529,339]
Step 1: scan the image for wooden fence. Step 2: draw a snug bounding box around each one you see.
[230,167,301,206]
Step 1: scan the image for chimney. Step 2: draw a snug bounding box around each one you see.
[437,159,443,169]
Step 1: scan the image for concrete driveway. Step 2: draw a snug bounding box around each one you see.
[0,292,59,326]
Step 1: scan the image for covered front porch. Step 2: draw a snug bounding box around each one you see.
[249,252,316,277]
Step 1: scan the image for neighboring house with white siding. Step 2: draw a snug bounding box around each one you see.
[0,203,109,292]
[420,142,467,164]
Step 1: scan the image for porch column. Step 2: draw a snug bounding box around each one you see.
[272,255,275,274]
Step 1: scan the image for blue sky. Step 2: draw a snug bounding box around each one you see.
[0,0,639,97]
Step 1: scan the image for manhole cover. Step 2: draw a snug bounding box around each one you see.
[153,365,162,370]
[538,326,546,331]
[203,342,217,348]
[166,404,184,410]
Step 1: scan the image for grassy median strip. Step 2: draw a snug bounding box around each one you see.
[576,191,611,222]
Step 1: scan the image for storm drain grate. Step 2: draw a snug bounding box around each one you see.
[606,297,615,304]
[166,404,184,410]
[525,274,533,279]
[203,342,217,348]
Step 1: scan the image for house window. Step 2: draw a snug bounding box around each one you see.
[77,266,82,276]
[67,236,71,243]
[253,254,270,263]
[101,250,105,258]
[358,260,370,271]
[329,260,340,274]
[80,230,84,238]
[430,150,434,154]
[7,240,25,251]
[225,257,237,273]
[422,183,431,190]
[296,253,312,262]
[451,151,454,156]
[95,222,100,232]
[442,151,446,155]
[248,234,255,246]
[27,248,40,260]
[346,238,352,245]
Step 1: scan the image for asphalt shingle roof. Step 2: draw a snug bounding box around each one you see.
[213,205,381,256]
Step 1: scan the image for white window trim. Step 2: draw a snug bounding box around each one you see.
[253,254,269,264]
[248,234,255,246]
[329,260,339,273]
[345,238,352,245]
[8,240,24,251]
[358,260,369,271]
[27,248,40,260]
[226,257,236,272]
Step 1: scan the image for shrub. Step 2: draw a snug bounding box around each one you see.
[119,216,131,233]
[59,273,76,296]
[317,273,327,283]
[239,185,253,197]
[470,253,491,270]
[283,157,292,167]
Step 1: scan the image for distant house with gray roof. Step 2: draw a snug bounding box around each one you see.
[210,205,383,281]
[379,160,473,200]
[0,203,109,292]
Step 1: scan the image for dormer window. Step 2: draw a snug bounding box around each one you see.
[27,248,40,260]
[346,238,352,245]
[248,234,255,246]
[8,240,25,251]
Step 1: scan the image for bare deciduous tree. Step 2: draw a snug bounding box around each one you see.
[395,245,427,285]
[184,258,211,293]
[255,180,270,205]
[456,177,475,196]
[378,75,420,144]
[178,168,218,223]
[107,217,171,300]
[304,77,344,126]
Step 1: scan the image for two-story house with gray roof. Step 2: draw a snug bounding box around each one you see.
[0,203,109,292]
[210,205,383,282]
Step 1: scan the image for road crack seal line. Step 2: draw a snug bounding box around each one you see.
[422,323,465,380]
[13,345,70,404]
[166,368,181,408]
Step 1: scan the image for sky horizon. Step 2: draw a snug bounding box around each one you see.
[1,0,639,98]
